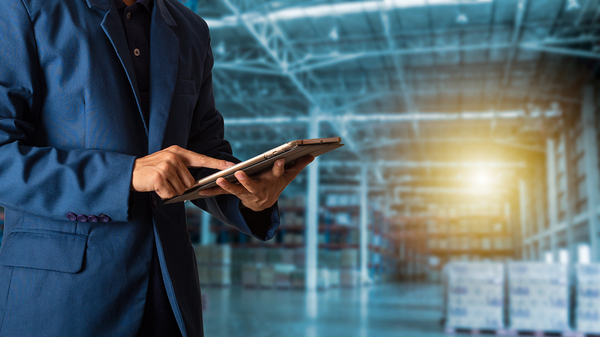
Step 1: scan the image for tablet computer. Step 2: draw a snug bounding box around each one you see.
[163,137,344,204]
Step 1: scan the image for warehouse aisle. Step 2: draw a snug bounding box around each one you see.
[202,283,446,337]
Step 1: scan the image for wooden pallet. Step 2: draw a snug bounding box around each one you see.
[503,329,577,337]
[445,326,509,335]
[569,332,600,337]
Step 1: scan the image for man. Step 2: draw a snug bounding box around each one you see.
[0,0,312,335]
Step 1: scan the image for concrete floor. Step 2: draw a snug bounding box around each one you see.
[202,283,447,337]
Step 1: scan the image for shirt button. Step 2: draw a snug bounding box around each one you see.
[134,48,140,57]
[127,12,131,19]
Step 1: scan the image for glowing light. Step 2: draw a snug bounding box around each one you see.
[472,170,492,187]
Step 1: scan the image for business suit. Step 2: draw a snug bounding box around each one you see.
[0,0,279,336]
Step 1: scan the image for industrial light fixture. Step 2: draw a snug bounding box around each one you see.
[329,27,339,41]
[566,0,580,10]
[215,41,226,55]
[456,13,468,24]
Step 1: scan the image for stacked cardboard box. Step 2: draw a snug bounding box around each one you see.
[576,264,600,333]
[507,262,569,331]
[446,262,504,330]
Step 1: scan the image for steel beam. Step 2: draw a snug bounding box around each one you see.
[322,160,526,169]
[223,110,560,125]
[520,43,600,60]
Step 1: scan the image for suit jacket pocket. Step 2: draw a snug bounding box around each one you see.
[0,229,88,273]
[174,78,197,95]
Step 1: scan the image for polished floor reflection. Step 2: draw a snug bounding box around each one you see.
[202,283,446,337]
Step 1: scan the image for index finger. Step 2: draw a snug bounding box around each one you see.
[173,147,234,170]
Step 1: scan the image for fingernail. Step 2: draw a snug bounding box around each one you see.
[277,160,284,167]
[235,172,245,180]
[216,178,226,186]
[226,161,235,167]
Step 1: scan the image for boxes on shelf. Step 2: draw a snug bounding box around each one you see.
[209,266,230,286]
[193,245,211,264]
[197,265,210,286]
[341,249,358,268]
[280,249,295,265]
[294,248,306,267]
[242,264,260,288]
[209,245,231,265]
[317,268,330,290]
[291,269,306,289]
[576,264,600,333]
[340,269,359,287]
[328,269,340,287]
[445,262,504,330]
[507,262,569,331]
[274,264,295,288]
[259,265,275,288]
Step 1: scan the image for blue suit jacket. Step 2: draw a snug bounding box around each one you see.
[0,0,279,336]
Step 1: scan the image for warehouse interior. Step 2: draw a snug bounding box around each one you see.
[184,0,600,336]
[2,0,600,336]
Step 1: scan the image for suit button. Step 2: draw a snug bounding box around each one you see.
[77,214,88,222]
[99,214,111,223]
[67,212,77,221]
[88,215,99,222]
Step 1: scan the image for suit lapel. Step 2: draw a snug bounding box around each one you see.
[147,0,179,154]
[92,0,150,135]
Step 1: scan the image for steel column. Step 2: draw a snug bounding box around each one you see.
[359,165,370,285]
[305,109,320,290]
[201,211,212,245]
[519,179,529,259]
[546,138,558,260]
[582,85,600,262]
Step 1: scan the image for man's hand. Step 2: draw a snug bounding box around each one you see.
[198,155,314,212]
[131,145,234,199]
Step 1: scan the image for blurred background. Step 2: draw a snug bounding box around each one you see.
[4,0,600,336]
[182,0,600,336]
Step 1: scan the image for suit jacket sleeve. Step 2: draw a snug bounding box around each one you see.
[0,1,136,222]
[188,24,279,241]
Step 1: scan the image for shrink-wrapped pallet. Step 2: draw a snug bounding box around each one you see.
[446,262,504,330]
[507,262,569,331]
[576,264,600,333]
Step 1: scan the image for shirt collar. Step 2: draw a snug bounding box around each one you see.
[114,0,154,12]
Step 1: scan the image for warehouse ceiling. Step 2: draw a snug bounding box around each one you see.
[182,0,600,205]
